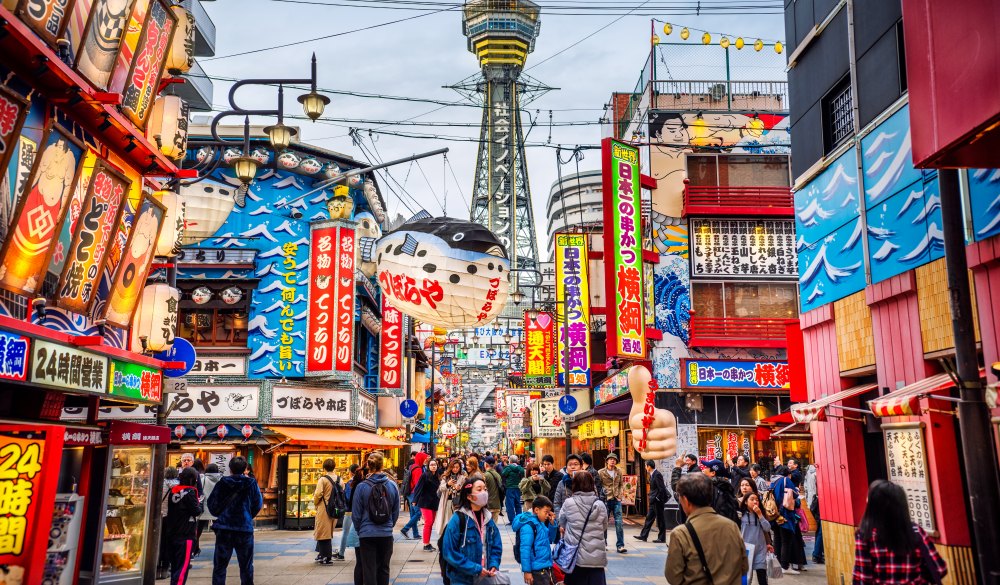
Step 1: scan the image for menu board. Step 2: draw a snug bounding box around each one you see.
[883,423,935,533]
[691,218,798,277]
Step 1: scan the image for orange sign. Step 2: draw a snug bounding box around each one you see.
[101,193,165,327]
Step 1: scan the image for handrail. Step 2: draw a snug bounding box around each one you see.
[683,185,793,215]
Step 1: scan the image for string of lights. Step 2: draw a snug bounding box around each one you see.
[651,18,785,52]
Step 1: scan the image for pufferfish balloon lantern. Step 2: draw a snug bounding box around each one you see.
[366,214,509,328]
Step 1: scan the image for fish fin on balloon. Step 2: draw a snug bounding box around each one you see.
[399,234,419,256]
[405,210,432,224]
[358,236,377,263]
[234,184,247,208]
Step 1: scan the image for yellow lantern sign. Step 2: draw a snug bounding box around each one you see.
[146,95,189,161]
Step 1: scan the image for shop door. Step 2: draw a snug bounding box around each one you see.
[864,417,888,483]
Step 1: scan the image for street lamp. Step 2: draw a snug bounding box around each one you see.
[298,90,330,121]
[511,289,526,304]
[231,117,260,184]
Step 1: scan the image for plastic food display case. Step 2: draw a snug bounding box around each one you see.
[98,446,152,584]
[280,451,360,530]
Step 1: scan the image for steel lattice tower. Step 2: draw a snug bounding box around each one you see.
[462,0,544,287]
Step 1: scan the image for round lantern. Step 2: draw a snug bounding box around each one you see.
[165,5,195,74]
[174,425,186,440]
[221,286,243,305]
[179,180,237,244]
[152,189,186,256]
[191,286,212,304]
[129,284,180,353]
[375,217,509,328]
[441,422,458,438]
[195,425,207,440]
[216,425,228,439]
[241,424,253,439]
[146,95,189,161]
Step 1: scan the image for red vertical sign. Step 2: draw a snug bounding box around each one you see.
[379,298,403,389]
[306,222,337,374]
[334,226,356,372]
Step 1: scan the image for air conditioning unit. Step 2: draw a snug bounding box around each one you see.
[709,83,727,101]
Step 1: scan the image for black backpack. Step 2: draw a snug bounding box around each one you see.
[513,521,537,564]
[712,483,740,524]
[438,513,468,585]
[324,476,347,519]
[365,478,392,524]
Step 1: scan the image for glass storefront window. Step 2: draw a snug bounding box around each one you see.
[101,447,152,577]
[692,282,798,319]
[286,452,361,520]
[178,309,248,347]
[686,154,790,187]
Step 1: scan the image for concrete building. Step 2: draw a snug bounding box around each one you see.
[545,169,603,256]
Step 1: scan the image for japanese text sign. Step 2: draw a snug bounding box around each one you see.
[29,340,108,394]
[189,356,246,376]
[358,393,377,429]
[682,359,790,390]
[594,366,631,406]
[0,87,28,186]
[691,219,797,278]
[555,234,591,386]
[602,138,646,359]
[108,421,170,444]
[532,397,566,438]
[379,298,403,389]
[276,235,301,375]
[524,311,555,387]
[306,220,356,377]
[0,425,64,584]
[56,162,129,313]
[120,0,176,128]
[62,386,260,421]
[102,193,166,327]
[0,331,29,383]
[271,386,353,422]
[109,359,163,404]
[883,423,935,533]
[16,0,73,46]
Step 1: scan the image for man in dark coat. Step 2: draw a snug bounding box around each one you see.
[635,460,667,542]
[206,457,262,585]
[669,454,699,524]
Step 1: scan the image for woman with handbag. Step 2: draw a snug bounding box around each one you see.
[738,488,774,585]
[771,466,806,574]
[853,480,947,585]
[440,478,504,585]
[556,472,608,585]
[436,459,467,536]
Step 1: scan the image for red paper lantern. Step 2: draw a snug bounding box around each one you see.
[216,425,228,439]
[174,425,186,440]
[241,424,253,439]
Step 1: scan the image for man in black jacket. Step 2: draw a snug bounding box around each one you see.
[164,467,203,585]
[635,460,667,542]
[669,454,699,524]
[540,454,563,501]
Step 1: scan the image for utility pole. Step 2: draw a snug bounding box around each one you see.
[938,169,1000,583]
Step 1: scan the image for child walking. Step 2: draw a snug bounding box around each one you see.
[513,496,555,585]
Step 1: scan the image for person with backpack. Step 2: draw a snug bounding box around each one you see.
[771,465,806,574]
[483,457,505,519]
[853,480,947,585]
[664,473,748,585]
[440,478,502,585]
[313,458,345,565]
[414,458,442,551]
[513,496,555,585]
[164,467,202,585]
[206,457,263,585]
[401,452,429,540]
[556,470,608,585]
[700,459,740,525]
[500,455,525,524]
[351,452,400,585]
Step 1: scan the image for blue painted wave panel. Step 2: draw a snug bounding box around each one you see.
[798,217,866,313]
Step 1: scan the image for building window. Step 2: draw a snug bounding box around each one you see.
[691,281,798,319]
[178,309,249,347]
[686,154,790,188]
[896,21,907,93]
[824,78,854,150]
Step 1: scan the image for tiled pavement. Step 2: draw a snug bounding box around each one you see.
[183,514,827,585]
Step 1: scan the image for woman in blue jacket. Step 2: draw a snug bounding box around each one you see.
[441,478,503,585]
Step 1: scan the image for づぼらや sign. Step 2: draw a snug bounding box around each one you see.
[602,138,646,360]
[271,386,352,422]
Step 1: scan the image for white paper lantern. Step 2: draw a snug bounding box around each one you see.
[129,284,180,353]
[374,217,509,328]
[146,95,189,160]
[191,287,212,304]
[179,180,236,244]
[152,189,186,257]
[165,5,195,74]
[221,286,243,304]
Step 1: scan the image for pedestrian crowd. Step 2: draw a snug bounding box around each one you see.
[153,449,948,585]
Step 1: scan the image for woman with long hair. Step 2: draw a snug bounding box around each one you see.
[519,463,551,512]
[340,464,364,569]
[558,471,609,585]
[435,459,466,535]
[737,477,756,507]
[738,487,773,585]
[163,467,202,585]
[414,459,442,551]
[440,478,502,585]
[854,480,947,584]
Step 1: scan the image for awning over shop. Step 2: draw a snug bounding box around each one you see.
[756,410,807,440]
[269,426,408,448]
[570,393,632,426]
[790,383,878,423]
[760,411,794,425]
[869,372,957,417]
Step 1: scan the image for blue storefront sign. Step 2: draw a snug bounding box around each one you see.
[681,359,789,390]
[0,330,29,382]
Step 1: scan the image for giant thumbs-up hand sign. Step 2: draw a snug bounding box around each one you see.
[627,366,677,461]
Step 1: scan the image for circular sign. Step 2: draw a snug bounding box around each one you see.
[558,395,578,415]
[440,422,458,437]
[154,337,197,378]
[191,286,212,304]
[399,399,419,418]
[221,286,243,305]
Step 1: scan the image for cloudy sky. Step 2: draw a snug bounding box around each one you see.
[198,0,787,251]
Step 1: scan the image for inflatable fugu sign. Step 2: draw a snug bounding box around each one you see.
[368,215,509,328]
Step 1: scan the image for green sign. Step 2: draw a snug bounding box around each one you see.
[602,138,646,359]
[109,359,163,404]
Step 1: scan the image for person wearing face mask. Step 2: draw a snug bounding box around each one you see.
[440,479,503,585]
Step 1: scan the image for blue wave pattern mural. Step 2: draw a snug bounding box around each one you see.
[798,218,866,312]
[794,148,860,246]
[967,169,1000,242]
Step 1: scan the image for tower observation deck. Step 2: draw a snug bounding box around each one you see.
[462,0,542,288]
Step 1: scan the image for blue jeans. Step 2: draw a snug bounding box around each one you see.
[402,495,421,536]
[212,529,254,585]
[504,487,521,523]
[338,513,354,556]
[813,519,824,561]
[605,499,624,549]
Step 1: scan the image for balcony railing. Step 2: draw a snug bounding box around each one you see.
[683,184,794,216]
[688,315,791,348]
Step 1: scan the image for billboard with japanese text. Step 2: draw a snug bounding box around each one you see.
[555,233,591,386]
[306,220,355,378]
[379,299,403,389]
[524,311,555,387]
[602,138,646,359]
[681,359,790,390]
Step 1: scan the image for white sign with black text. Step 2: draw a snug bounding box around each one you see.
[271,386,352,422]
[357,393,377,429]
[883,422,936,534]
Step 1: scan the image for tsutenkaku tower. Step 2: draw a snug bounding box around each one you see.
[463,0,541,287]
